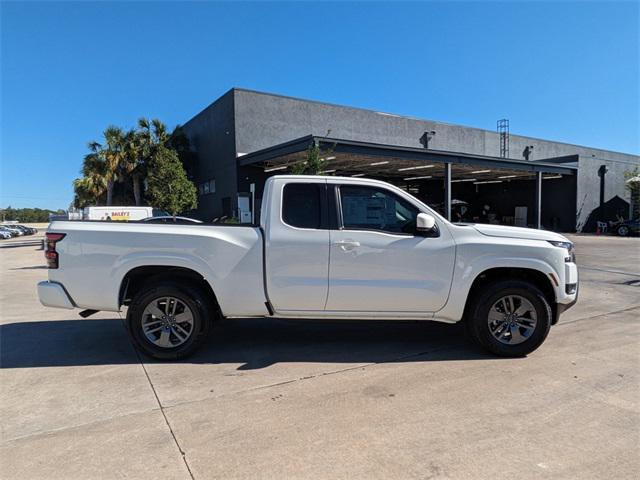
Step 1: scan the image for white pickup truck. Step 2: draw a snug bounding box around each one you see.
[38,175,578,359]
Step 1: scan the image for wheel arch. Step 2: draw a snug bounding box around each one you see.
[463,267,557,324]
[119,265,220,315]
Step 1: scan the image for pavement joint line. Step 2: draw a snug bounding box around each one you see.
[2,304,633,437]
[579,266,640,277]
[556,305,640,327]
[120,316,196,480]
[5,244,636,446]
[160,307,640,411]
[0,405,162,445]
[162,344,463,412]
[3,309,631,446]
[253,348,440,386]
[159,364,380,412]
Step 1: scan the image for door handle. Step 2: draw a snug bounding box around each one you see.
[333,240,360,251]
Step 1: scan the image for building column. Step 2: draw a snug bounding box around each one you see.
[444,162,452,221]
[535,171,542,229]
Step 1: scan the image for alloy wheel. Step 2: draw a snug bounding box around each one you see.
[141,296,195,348]
[487,295,537,345]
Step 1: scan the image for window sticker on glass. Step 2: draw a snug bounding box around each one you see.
[341,186,418,233]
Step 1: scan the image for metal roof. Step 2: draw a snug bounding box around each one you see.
[238,135,578,177]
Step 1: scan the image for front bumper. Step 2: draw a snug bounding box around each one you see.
[37,281,75,309]
[555,262,579,305]
[552,264,579,324]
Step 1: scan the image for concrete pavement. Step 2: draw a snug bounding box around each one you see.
[1,234,638,479]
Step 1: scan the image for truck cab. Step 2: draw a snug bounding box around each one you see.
[262,176,456,316]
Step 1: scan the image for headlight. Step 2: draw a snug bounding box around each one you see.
[548,240,575,262]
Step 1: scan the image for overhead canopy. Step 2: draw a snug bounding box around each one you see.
[238,135,578,183]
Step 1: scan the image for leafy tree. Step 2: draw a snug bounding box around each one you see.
[124,118,183,206]
[73,118,197,210]
[291,136,335,175]
[291,142,327,175]
[1,207,65,223]
[146,146,197,216]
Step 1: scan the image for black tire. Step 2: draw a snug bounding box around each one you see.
[617,225,630,237]
[126,282,213,360]
[466,280,552,357]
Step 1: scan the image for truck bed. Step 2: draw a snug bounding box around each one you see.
[47,221,268,316]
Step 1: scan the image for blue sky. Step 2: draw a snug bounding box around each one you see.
[1,1,638,209]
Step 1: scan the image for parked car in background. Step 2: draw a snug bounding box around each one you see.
[12,225,36,235]
[614,218,640,237]
[0,229,13,239]
[0,224,38,237]
[39,175,578,360]
[141,216,203,224]
[0,226,17,238]
[1,225,23,236]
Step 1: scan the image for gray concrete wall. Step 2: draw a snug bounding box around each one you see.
[576,155,638,231]
[181,90,237,220]
[182,88,639,228]
[233,88,638,162]
[233,88,639,231]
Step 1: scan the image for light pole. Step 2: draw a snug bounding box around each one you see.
[420,131,436,149]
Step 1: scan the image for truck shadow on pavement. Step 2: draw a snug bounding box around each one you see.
[1,317,495,370]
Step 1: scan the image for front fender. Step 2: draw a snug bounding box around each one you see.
[434,245,562,323]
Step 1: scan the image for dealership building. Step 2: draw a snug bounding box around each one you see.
[182,88,639,232]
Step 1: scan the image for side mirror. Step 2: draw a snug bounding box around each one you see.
[416,213,436,233]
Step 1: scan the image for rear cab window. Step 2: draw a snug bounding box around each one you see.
[282,183,322,229]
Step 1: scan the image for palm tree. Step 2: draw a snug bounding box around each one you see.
[101,126,127,206]
[151,118,169,144]
[137,118,169,152]
[82,128,126,206]
[128,118,172,204]
[73,151,108,207]
[73,177,103,208]
[75,119,184,208]
[121,129,146,206]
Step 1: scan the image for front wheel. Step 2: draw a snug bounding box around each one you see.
[466,280,552,357]
[126,282,212,360]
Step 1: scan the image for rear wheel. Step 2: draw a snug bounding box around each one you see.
[617,225,630,237]
[126,282,213,360]
[466,280,552,357]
